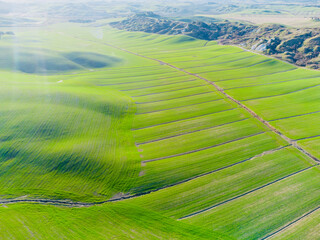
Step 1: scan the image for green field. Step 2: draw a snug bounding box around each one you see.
[0,22,319,239]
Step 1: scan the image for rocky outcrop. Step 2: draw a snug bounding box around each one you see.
[111,13,320,69]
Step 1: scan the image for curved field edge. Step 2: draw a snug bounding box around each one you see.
[0,202,232,240]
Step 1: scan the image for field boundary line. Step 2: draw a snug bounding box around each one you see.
[170,50,246,64]
[132,108,237,130]
[213,69,295,82]
[131,84,207,97]
[224,75,320,90]
[194,59,272,74]
[99,40,319,163]
[103,46,318,164]
[269,110,320,122]
[142,132,265,163]
[185,55,256,69]
[120,79,198,91]
[179,164,319,220]
[134,91,213,104]
[96,74,186,85]
[295,134,320,141]
[135,98,224,115]
[241,84,320,101]
[260,205,320,240]
[136,118,249,145]
[0,146,288,207]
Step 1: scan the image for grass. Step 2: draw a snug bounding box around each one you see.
[0,84,140,202]
[226,76,320,101]
[134,108,248,143]
[271,207,320,240]
[298,136,320,159]
[244,85,320,121]
[183,167,320,239]
[0,202,229,240]
[218,68,320,89]
[135,91,222,114]
[133,99,235,129]
[133,132,286,193]
[271,112,320,140]
[133,84,216,104]
[138,118,268,161]
[0,22,319,239]
[128,147,313,219]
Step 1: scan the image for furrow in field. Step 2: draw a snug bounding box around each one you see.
[135,99,224,115]
[184,55,256,69]
[142,132,265,163]
[97,71,177,80]
[132,108,237,130]
[135,91,213,104]
[0,146,288,207]
[179,164,319,220]
[170,50,246,64]
[131,84,206,97]
[96,73,185,85]
[295,134,320,141]
[95,41,319,164]
[241,84,320,102]
[120,79,198,91]
[269,110,320,122]
[194,59,272,74]
[261,205,320,240]
[224,75,320,90]
[214,69,295,82]
[136,118,250,145]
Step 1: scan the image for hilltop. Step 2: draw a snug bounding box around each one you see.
[111,13,320,69]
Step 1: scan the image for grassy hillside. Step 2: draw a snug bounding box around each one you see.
[0,202,229,240]
[0,23,319,239]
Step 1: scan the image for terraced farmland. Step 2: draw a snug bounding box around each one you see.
[0,24,319,239]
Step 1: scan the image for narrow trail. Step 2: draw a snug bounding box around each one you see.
[100,41,319,164]
[261,205,320,239]
[0,146,288,208]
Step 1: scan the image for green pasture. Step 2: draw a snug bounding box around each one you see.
[183,167,320,239]
[129,147,313,219]
[271,207,320,240]
[134,132,286,193]
[0,22,319,239]
[0,202,228,240]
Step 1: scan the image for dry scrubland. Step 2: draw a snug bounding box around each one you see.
[0,23,319,239]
